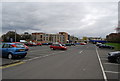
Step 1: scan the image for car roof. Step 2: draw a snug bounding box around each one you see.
[3,43,16,44]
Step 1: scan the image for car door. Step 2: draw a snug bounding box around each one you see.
[57,44,62,49]
[54,44,59,49]
[2,44,10,57]
[0,43,2,57]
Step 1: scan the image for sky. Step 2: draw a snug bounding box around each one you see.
[1,1,119,38]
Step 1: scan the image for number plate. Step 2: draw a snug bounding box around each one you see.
[19,49,24,51]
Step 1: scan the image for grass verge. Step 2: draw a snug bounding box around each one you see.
[105,43,120,51]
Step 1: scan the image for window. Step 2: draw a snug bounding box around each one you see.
[15,43,25,48]
[53,44,60,46]
[2,44,10,48]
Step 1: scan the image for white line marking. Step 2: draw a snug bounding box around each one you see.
[29,49,49,52]
[96,47,108,81]
[23,51,66,62]
[79,51,83,54]
[104,63,120,66]
[105,71,119,74]
[23,60,28,62]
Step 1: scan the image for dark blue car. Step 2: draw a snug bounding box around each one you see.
[108,51,120,64]
[98,44,114,49]
[0,43,27,59]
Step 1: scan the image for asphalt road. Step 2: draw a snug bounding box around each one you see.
[2,44,120,80]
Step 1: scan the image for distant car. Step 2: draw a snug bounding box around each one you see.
[98,44,114,49]
[42,43,49,45]
[71,43,76,46]
[80,43,86,45]
[75,43,80,45]
[50,44,67,50]
[48,43,53,45]
[108,51,120,64]
[25,42,37,46]
[0,43,27,59]
[36,43,42,46]
[65,43,71,46]
[12,42,29,51]
[96,43,102,46]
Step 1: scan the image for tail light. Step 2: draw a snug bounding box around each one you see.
[11,44,17,47]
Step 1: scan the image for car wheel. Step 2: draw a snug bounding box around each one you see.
[116,57,120,64]
[7,53,14,59]
[50,48,54,50]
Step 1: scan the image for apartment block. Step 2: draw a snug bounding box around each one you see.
[32,32,67,43]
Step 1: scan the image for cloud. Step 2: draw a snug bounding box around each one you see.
[2,2,118,38]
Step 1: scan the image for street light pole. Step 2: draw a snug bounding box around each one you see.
[15,29,16,42]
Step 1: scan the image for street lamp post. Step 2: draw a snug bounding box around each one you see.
[15,29,16,42]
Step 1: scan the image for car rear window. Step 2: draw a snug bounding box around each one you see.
[15,43,25,48]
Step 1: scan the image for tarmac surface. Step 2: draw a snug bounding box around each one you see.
[1,44,120,81]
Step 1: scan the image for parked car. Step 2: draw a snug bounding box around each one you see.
[80,42,86,45]
[75,43,80,45]
[108,51,120,64]
[71,43,76,46]
[0,43,27,59]
[48,43,53,45]
[36,43,42,46]
[25,42,37,46]
[42,43,49,45]
[65,43,71,46]
[98,44,114,49]
[96,43,102,47]
[50,44,67,50]
[12,42,29,51]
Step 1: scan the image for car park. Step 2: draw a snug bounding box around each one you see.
[50,44,67,50]
[108,51,120,64]
[0,43,27,59]
[98,44,114,49]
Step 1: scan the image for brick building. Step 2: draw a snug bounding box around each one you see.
[106,33,120,43]
[32,32,67,43]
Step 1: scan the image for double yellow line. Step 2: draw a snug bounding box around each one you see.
[0,61,25,69]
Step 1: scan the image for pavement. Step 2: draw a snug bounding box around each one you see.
[1,44,120,81]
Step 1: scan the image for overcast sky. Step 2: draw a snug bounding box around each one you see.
[1,1,118,38]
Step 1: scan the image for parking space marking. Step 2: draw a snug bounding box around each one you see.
[29,49,50,53]
[96,47,108,81]
[79,51,83,54]
[105,71,119,74]
[0,61,25,69]
[104,63,120,66]
[23,51,66,62]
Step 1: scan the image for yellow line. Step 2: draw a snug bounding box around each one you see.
[0,62,25,69]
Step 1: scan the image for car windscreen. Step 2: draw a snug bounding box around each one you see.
[15,43,25,48]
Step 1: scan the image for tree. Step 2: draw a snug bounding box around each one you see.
[21,34,32,40]
[2,31,21,42]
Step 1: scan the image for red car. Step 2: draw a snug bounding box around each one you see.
[80,43,86,45]
[12,42,29,51]
[50,44,67,50]
[36,43,42,46]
